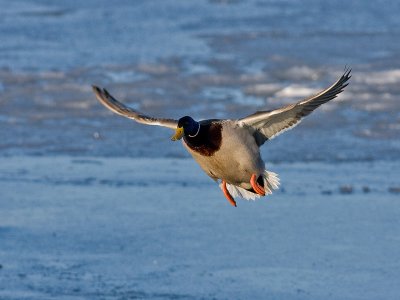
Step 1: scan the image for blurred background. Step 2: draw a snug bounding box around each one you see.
[1,0,399,160]
[1,1,399,299]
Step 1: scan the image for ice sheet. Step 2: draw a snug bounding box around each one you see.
[0,157,400,299]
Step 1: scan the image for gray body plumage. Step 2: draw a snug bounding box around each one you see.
[183,120,264,190]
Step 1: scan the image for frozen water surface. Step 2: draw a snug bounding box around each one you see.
[1,0,400,299]
[1,157,400,299]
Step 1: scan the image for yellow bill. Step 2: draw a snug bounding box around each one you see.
[171,127,184,141]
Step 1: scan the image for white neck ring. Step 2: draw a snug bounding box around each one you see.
[188,123,200,138]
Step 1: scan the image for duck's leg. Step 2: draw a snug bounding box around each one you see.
[222,180,237,207]
[250,174,265,196]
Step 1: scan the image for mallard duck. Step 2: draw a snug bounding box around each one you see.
[93,69,351,207]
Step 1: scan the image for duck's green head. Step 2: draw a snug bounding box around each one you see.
[171,116,200,141]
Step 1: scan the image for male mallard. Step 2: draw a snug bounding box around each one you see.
[93,69,351,207]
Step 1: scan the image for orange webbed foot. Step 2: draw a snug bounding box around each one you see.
[222,180,237,207]
[250,174,265,196]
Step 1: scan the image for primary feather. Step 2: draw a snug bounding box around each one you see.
[239,68,351,145]
[92,86,178,129]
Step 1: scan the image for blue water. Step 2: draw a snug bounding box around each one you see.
[0,0,399,160]
[2,0,400,71]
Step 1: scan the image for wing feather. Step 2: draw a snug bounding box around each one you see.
[92,86,178,129]
[239,68,351,145]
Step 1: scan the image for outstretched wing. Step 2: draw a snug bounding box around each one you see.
[239,69,351,146]
[92,86,178,129]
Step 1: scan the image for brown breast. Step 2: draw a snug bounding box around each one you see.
[183,121,222,156]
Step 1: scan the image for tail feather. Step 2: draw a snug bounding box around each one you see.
[225,184,260,201]
[220,170,280,201]
[263,170,280,195]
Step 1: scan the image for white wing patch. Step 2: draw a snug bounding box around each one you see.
[266,119,303,140]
